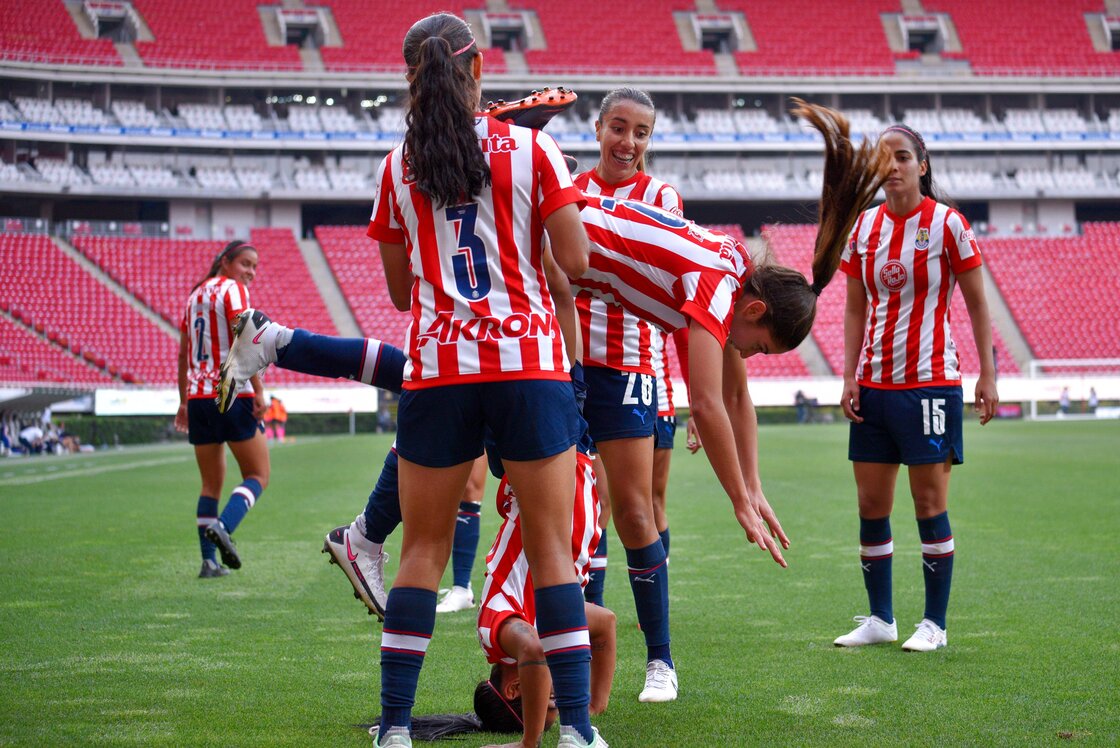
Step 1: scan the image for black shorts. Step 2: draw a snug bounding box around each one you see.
[188,398,262,445]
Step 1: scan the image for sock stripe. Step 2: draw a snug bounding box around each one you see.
[232,485,257,508]
[381,630,432,655]
[358,339,382,385]
[589,557,608,570]
[860,539,894,558]
[921,537,955,556]
[196,516,217,527]
[540,628,591,654]
[627,560,667,575]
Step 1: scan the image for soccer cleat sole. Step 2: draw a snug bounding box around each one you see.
[322,536,385,621]
[204,524,242,570]
[215,311,252,414]
[484,86,577,130]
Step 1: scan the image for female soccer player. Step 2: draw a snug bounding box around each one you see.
[367,13,598,748]
[833,123,998,652]
[176,240,269,577]
[571,86,686,702]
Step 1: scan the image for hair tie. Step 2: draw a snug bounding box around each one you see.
[452,39,476,56]
[810,282,823,297]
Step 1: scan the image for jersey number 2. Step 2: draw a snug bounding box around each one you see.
[193,317,209,362]
[446,203,492,300]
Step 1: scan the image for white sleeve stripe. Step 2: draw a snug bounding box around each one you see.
[921,538,955,555]
[860,540,894,558]
[540,630,590,654]
[381,632,431,654]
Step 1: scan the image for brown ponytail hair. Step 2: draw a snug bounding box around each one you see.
[744,99,892,351]
[402,13,491,208]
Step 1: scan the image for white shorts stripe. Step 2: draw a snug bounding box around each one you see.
[860,540,894,558]
[381,631,431,654]
[540,629,590,654]
[922,538,955,556]
[232,486,256,508]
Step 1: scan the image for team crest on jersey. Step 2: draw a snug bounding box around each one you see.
[879,260,908,291]
[915,228,930,250]
[480,134,519,154]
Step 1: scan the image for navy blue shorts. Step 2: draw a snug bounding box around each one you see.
[848,385,964,466]
[395,380,581,468]
[654,415,677,450]
[579,365,657,444]
[188,397,263,445]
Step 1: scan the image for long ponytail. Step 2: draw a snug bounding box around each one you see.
[745,99,892,351]
[402,13,491,208]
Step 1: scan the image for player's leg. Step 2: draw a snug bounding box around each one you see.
[437,454,487,613]
[899,385,963,652]
[192,441,227,578]
[584,454,610,606]
[836,387,899,647]
[651,416,676,558]
[206,407,269,570]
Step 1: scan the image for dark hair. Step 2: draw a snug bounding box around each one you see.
[402,13,490,208]
[880,124,955,207]
[473,663,525,733]
[193,240,256,290]
[745,99,893,351]
[598,87,656,173]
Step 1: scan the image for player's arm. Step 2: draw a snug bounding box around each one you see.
[585,602,616,715]
[543,244,580,364]
[543,202,588,280]
[686,320,785,567]
[956,266,999,425]
[721,346,789,551]
[496,617,554,748]
[379,241,412,312]
[842,275,867,423]
[175,329,189,433]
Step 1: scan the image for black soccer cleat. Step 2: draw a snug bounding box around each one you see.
[198,559,230,578]
[485,86,578,131]
[204,520,242,570]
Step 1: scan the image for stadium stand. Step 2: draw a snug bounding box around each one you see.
[0,234,174,384]
[981,222,1120,362]
[306,0,507,73]
[0,314,115,386]
[762,223,1020,376]
[130,0,302,70]
[0,0,120,66]
[724,0,898,76]
[72,228,337,386]
[510,0,716,76]
[314,225,406,343]
[922,0,1120,77]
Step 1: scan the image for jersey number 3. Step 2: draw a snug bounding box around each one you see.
[446,203,492,300]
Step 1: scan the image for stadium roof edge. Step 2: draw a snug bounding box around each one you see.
[2,62,1120,96]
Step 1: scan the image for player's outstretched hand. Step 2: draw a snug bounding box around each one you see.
[752,490,790,552]
[841,376,863,423]
[975,373,998,425]
[685,417,703,453]
[174,403,189,434]
[735,503,787,568]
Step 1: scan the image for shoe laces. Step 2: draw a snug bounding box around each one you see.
[645,659,674,689]
[851,615,878,629]
[913,619,942,641]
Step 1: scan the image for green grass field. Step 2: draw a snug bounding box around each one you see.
[1,419,1117,746]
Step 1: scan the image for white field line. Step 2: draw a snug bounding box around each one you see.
[0,456,189,487]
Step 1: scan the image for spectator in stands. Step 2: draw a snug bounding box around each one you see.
[177,240,270,579]
[835,122,999,654]
[1059,386,1071,415]
[363,13,597,748]
[269,397,288,442]
[571,86,687,702]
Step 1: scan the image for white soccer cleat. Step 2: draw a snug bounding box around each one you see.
[374,726,412,747]
[322,521,389,620]
[638,659,678,703]
[435,584,474,613]
[217,308,278,413]
[833,615,898,647]
[901,618,947,652]
[557,725,609,748]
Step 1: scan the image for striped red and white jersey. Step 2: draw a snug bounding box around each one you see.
[840,197,983,388]
[180,276,251,400]
[650,331,675,416]
[368,117,585,389]
[477,452,601,665]
[574,195,752,345]
[573,171,683,375]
